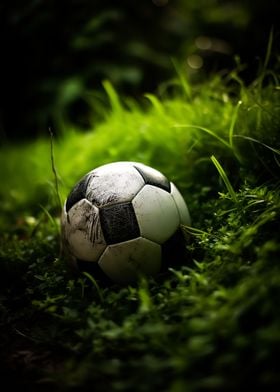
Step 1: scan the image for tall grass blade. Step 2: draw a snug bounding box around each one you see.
[102,80,122,114]
[174,124,231,149]
[211,155,237,202]
[233,135,280,156]
[171,58,192,99]
[263,27,274,72]
[144,93,164,115]
[39,204,59,232]
[49,128,62,209]
[229,100,242,149]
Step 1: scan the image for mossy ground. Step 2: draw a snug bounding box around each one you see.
[0,67,280,391]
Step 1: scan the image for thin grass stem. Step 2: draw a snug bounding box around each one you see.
[49,128,62,209]
[82,271,104,303]
[229,100,242,149]
[174,124,231,149]
[211,155,237,202]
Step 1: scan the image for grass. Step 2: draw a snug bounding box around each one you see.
[0,65,280,391]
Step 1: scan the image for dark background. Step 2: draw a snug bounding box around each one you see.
[0,0,279,142]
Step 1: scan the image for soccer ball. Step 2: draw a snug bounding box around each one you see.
[61,161,191,284]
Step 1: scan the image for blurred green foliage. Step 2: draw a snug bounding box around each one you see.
[0,0,279,140]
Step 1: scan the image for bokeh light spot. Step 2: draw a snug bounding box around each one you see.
[187,54,203,70]
[195,36,212,50]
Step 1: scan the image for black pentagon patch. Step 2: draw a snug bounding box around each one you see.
[134,164,171,192]
[99,202,140,245]
[66,174,91,212]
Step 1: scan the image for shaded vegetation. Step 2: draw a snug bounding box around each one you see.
[1,0,279,140]
[0,58,280,391]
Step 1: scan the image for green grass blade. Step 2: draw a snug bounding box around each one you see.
[102,80,122,114]
[39,204,60,232]
[229,100,242,149]
[49,128,62,209]
[138,278,153,313]
[233,135,280,156]
[82,271,104,303]
[181,224,210,237]
[144,93,164,115]
[263,27,274,72]
[174,124,231,149]
[211,155,237,202]
[171,58,192,99]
